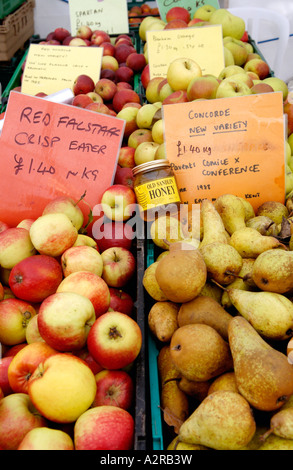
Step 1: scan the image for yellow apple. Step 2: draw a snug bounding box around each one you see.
[151,119,164,144]
[28,353,97,423]
[167,57,202,91]
[134,141,160,165]
[136,103,160,129]
[18,427,74,450]
[263,77,288,101]
[0,228,36,270]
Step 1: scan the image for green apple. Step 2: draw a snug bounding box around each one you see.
[286,164,293,195]
[193,5,216,21]
[216,78,252,99]
[155,143,166,159]
[224,46,235,67]
[158,81,174,102]
[225,72,253,88]
[209,9,245,40]
[146,77,166,103]
[218,64,247,80]
[151,119,164,145]
[223,38,248,66]
[263,77,288,101]
[289,156,293,172]
[136,103,160,129]
[139,17,166,42]
[288,133,293,155]
[167,57,202,91]
[286,141,292,164]
[134,141,160,165]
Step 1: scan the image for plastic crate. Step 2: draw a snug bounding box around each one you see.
[0,0,26,20]
[0,0,35,61]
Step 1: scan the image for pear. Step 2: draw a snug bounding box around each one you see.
[237,196,255,222]
[229,226,287,258]
[207,371,238,395]
[178,376,211,401]
[177,295,233,341]
[214,194,247,235]
[209,9,246,40]
[148,301,179,343]
[161,380,189,432]
[200,241,243,285]
[256,200,289,225]
[178,390,256,450]
[157,345,181,386]
[199,198,228,249]
[221,258,255,308]
[155,247,207,303]
[258,434,293,450]
[228,316,293,411]
[167,437,210,450]
[261,407,293,441]
[246,215,279,236]
[251,248,293,294]
[198,281,223,303]
[142,262,168,301]
[150,214,185,250]
[239,426,271,450]
[170,323,233,382]
[227,287,293,340]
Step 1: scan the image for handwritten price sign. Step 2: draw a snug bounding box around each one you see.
[0,91,125,226]
[163,92,286,210]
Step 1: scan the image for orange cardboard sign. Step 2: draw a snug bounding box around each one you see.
[0,91,125,226]
[163,92,286,210]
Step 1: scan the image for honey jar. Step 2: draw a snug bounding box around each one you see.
[132,159,181,221]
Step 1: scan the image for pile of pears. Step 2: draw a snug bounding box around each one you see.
[144,193,293,450]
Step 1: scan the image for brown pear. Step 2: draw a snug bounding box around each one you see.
[148,301,179,342]
[221,258,255,308]
[208,371,238,395]
[161,380,189,432]
[170,323,233,382]
[228,316,293,411]
[229,226,287,258]
[143,262,168,301]
[200,241,243,285]
[178,376,211,401]
[167,437,210,450]
[262,407,293,441]
[246,215,279,236]
[155,248,207,303]
[199,281,223,303]
[178,390,256,450]
[158,345,181,386]
[251,248,293,294]
[177,295,233,341]
[256,200,289,224]
[258,434,293,450]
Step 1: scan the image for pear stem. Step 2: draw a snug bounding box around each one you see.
[259,428,274,442]
[210,279,227,291]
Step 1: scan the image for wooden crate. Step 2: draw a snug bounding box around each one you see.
[0,0,35,61]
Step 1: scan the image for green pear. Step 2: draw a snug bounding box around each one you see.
[178,390,256,450]
[228,316,293,411]
[262,407,293,441]
[199,198,229,248]
[227,287,293,340]
[251,248,293,294]
[221,258,255,308]
[229,226,286,258]
[200,242,243,285]
[214,193,247,234]
[209,9,246,40]
[258,434,293,450]
[237,196,255,221]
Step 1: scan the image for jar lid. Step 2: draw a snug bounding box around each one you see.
[132,159,170,176]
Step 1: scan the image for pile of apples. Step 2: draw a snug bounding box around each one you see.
[144,193,293,450]
[0,186,142,450]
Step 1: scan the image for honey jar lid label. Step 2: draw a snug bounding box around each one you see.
[134,176,181,211]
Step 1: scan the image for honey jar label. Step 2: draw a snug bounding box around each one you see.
[134,176,181,210]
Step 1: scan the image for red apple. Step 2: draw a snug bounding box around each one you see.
[86,91,104,103]
[61,244,103,277]
[0,298,36,346]
[162,90,189,105]
[166,6,190,23]
[0,356,14,396]
[57,271,111,318]
[74,348,103,375]
[100,68,116,81]
[72,94,93,108]
[0,227,36,270]
[101,184,137,221]
[92,220,134,252]
[54,27,70,42]
[101,41,116,56]
[116,105,139,138]
[112,89,141,112]
[115,43,136,64]
[42,195,84,231]
[115,66,134,85]
[76,25,92,40]
[141,64,150,89]
[16,218,35,230]
[128,128,153,149]
[126,52,147,73]
[62,35,74,45]
[73,74,95,95]
[108,287,134,316]
[92,369,134,409]
[101,247,136,288]
[91,30,111,46]
[164,19,189,29]
[115,34,134,46]
[17,427,74,450]
[85,102,111,115]
[118,146,136,168]
[87,311,142,369]
[0,393,47,450]
[0,220,9,233]
[95,78,117,101]
[74,405,134,450]
[69,37,88,47]
[114,166,134,188]
[3,343,27,357]
[117,81,133,91]
[7,342,58,394]
[101,55,119,71]
[8,254,63,304]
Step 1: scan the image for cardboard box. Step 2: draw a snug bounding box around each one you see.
[0,0,35,61]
